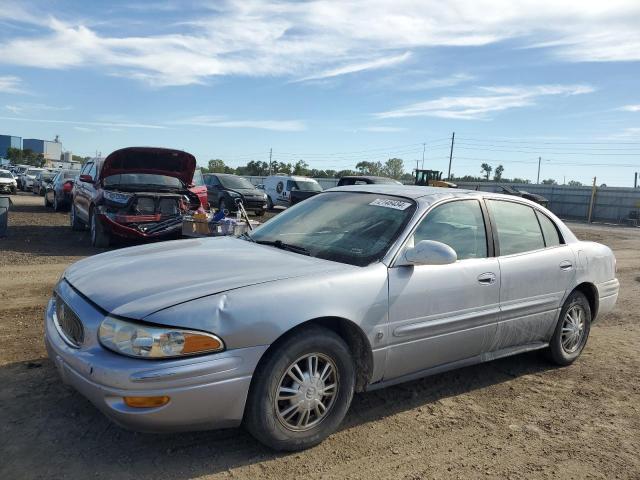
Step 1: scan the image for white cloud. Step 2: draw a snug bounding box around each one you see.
[0,75,25,94]
[619,104,640,112]
[360,126,406,133]
[171,115,306,131]
[294,52,412,82]
[73,126,94,132]
[375,84,594,120]
[0,116,166,129]
[0,1,637,86]
[5,103,71,115]
[401,73,476,91]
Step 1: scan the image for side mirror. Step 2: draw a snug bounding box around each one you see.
[79,174,93,183]
[400,240,457,266]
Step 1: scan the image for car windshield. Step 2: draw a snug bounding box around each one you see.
[248,192,416,266]
[42,172,57,181]
[103,173,183,190]
[27,169,43,175]
[218,175,255,190]
[0,171,12,178]
[192,169,205,186]
[288,180,322,192]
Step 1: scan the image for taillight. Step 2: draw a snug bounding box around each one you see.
[63,181,73,193]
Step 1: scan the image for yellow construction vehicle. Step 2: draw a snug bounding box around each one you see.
[414,169,457,188]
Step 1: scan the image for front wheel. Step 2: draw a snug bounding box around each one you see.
[244,326,355,451]
[546,291,591,365]
[266,196,274,210]
[90,209,110,248]
[44,193,52,208]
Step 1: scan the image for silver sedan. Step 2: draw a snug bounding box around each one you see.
[45,185,619,451]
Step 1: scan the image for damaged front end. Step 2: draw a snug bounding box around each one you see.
[97,189,199,239]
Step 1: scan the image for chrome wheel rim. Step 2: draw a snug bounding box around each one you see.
[561,305,586,353]
[275,353,338,432]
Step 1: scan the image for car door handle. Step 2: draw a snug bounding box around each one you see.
[477,272,497,285]
[559,261,573,271]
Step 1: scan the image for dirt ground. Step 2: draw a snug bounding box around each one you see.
[1,192,639,480]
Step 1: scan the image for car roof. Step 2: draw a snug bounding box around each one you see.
[327,184,547,206]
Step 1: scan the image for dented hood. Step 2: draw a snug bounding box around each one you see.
[101,147,196,185]
[63,237,347,319]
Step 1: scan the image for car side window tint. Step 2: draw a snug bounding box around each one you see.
[487,200,545,255]
[413,200,487,260]
[536,211,562,247]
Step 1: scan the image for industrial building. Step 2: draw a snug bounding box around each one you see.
[0,134,22,158]
[23,137,63,161]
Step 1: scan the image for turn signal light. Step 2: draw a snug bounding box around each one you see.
[183,333,223,354]
[123,396,170,408]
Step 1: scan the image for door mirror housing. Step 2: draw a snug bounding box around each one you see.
[400,240,457,266]
[79,174,93,183]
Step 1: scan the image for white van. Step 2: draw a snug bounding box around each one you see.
[262,174,323,209]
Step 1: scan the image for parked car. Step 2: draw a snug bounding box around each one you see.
[263,174,323,208]
[337,175,402,186]
[0,169,17,194]
[44,170,77,210]
[13,165,31,190]
[189,168,209,210]
[32,169,59,196]
[69,147,202,247]
[20,167,44,191]
[203,173,267,215]
[499,185,548,206]
[45,185,618,451]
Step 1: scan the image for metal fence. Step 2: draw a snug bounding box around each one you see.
[243,176,640,224]
[456,182,640,224]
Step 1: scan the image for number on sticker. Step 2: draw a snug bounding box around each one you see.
[369,198,412,210]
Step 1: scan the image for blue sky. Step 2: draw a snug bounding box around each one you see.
[0,0,639,185]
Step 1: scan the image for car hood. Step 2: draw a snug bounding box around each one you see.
[64,237,348,319]
[101,147,196,185]
[230,188,264,196]
[0,178,14,183]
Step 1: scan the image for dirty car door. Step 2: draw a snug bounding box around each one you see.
[385,199,499,380]
[486,199,575,350]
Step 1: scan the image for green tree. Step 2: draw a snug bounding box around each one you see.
[355,161,383,176]
[480,163,492,180]
[567,180,582,186]
[7,147,45,167]
[208,159,228,173]
[293,160,309,176]
[542,178,557,185]
[494,164,504,181]
[382,157,404,179]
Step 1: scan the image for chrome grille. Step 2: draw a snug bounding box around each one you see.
[54,294,84,348]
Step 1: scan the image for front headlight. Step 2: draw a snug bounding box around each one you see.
[99,317,224,359]
[228,191,241,197]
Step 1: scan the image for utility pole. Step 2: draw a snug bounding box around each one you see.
[268,148,273,175]
[447,132,455,180]
[421,142,426,169]
[635,172,638,188]
[537,156,542,184]
[587,176,597,223]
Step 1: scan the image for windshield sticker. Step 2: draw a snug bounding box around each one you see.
[369,198,412,210]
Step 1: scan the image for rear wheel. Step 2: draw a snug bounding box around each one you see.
[70,203,84,231]
[90,208,110,248]
[546,291,591,365]
[266,196,274,210]
[244,326,355,451]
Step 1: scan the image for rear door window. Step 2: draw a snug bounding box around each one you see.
[487,200,545,255]
[536,211,562,247]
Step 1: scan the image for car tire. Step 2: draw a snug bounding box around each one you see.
[244,326,355,451]
[546,290,591,366]
[90,208,110,248]
[266,196,274,210]
[255,209,265,216]
[44,193,52,208]
[70,203,84,231]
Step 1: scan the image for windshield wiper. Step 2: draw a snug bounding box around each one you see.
[238,232,255,242]
[255,239,310,256]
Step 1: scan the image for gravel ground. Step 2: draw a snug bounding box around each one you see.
[1,192,639,480]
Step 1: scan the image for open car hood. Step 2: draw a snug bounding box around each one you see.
[101,147,196,185]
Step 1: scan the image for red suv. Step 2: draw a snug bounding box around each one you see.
[70,147,202,247]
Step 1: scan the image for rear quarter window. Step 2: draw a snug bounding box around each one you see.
[536,211,562,247]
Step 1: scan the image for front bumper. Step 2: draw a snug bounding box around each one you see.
[0,182,15,193]
[44,280,268,432]
[99,213,182,241]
